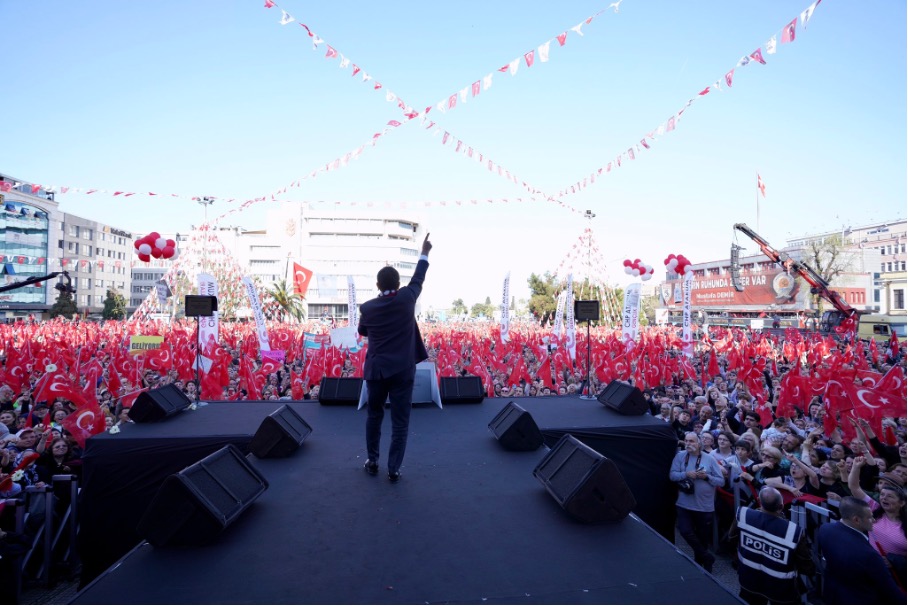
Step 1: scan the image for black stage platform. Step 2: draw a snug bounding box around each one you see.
[73,397,739,604]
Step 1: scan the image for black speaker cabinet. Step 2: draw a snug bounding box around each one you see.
[533,434,636,524]
[128,384,192,423]
[597,380,648,416]
[440,376,485,404]
[488,401,543,451]
[137,445,269,547]
[318,377,363,406]
[248,405,312,458]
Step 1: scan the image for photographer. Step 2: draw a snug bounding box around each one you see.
[670,432,725,572]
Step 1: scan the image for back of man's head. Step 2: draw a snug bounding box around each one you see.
[376,266,400,292]
[759,487,784,513]
[839,496,869,524]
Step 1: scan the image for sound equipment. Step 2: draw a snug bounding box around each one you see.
[318,377,363,406]
[533,434,636,524]
[597,381,648,416]
[440,376,485,404]
[730,244,745,292]
[128,384,192,423]
[574,300,600,322]
[136,445,269,547]
[412,366,435,405]
[487,401,543,451]
[184,295,218,317]
[248,405,312,458]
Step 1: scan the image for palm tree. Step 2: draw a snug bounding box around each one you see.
[266,280,306,323]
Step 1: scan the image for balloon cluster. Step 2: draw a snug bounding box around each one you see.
[623,259,654,281]
[134,232,179,263]
[664,253,693,276]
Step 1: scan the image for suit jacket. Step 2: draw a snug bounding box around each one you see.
[357,258,429,381]
[818,520,905,605]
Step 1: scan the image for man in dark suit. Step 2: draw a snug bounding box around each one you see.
[817,496,905,604]
[358,233,432,482]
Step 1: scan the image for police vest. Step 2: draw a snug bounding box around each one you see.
[737,507,804,599]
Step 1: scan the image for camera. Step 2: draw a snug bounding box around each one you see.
[677,477,695,494]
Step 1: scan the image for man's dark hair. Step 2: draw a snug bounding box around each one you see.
[839,496,869,521]
[377,266,400,292]
[734,439,753,453]
[744,411,761,422]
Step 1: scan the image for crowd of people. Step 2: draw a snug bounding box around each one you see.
[0,315,904,602]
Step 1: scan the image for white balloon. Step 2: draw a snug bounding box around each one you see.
[138,243,152,255]
[642,274,652,281]
[624,267,632,275]
[170,247,180,259]
[155,238,167,250]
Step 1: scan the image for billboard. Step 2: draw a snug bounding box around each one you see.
[663,269,803,309]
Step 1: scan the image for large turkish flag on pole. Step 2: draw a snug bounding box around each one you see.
[293,263,313,297]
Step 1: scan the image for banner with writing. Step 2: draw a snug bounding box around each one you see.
[553,289,566,341]
[197,273,219,347]
[682,272,694,357]
[242,276,271,354]
[347,275,358,327]
[621,283,642,345]
[565,274,576,360]
[129,335,164,355]
[500,272,510,343]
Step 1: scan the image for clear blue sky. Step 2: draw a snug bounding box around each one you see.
[1,0,905,310]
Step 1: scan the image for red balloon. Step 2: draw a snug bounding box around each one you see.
[165,239,176,248]
[138,253,151,262]
[623,259,632,267]
[147,232,161,241]
[162,246,175,259]
[151,248,162,259]
[133,240,141,250]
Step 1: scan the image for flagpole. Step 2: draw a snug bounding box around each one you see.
[756,172,760,234]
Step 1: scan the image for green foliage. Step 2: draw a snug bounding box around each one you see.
[470,298,496,318]
[50,289,78,319]
[528,272,621,326]
[451,298,468,316]
[102,289,128,320]
[265,279,306,322]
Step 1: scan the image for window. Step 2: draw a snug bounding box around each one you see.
[401,248,418,257]
[881,263,886,272]
[83,229,92,240]
[888,262,893,272]
[873,324,890,336]
[902,262,906,271]
[68,225,79,237]
[67,242,78,253]
[874,289,881,303]
[85,245,92,257]
[58,239,63,249]
[895,289,905,310]
[86,278,92,289]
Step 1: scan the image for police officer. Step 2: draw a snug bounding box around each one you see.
[735,486,815,604]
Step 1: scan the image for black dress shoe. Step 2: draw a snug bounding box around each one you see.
[388,471,401,483]
[364,459,379,475]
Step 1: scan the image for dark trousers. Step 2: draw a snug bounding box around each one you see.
[676,506,714,567]
[365,367,415,474]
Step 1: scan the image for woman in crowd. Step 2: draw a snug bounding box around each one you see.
[781,450,822,498]
[37,437,81,483]
[848,455,907,583]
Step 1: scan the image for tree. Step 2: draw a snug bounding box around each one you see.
[470,296,496,319]
[800,235,856,314]
[265,280,306,322]
[527,272,618,326]
[527,272,560,324]
[451,298,467,316]
[102,288,127,320]
[50,289,78,319]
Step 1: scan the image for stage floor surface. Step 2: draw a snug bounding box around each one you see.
[73,397,741,605]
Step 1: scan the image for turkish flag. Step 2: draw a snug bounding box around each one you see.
[293,263,313,297]
[889,332,900,359]
[33,370,87,407]
[61,403,107,448]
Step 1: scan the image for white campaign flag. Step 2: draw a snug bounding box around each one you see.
[565,274,576,360]
[553,289,567,340]
[621,283,642,345]
[500,272,511,343]
[347,276,358,327]
[682,272,694,357]
[242,277,270,354]
[197,272,219,348]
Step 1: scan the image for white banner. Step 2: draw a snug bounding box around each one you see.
[565,274,576,360]
[347,276,358,326]
[682,272,694,357]
[500,272,510,343]
[621,282,642,345]
[553,289,567,340]
[242,276,271,354]
[197,272,219,348]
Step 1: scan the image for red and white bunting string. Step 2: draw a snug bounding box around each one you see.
[420,117,584,215]
[552,0,823,201]
[261,0,618,124]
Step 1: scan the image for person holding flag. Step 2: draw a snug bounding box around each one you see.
[358,233,432,483]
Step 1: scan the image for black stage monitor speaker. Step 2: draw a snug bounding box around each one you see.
[533,434,636,524]
[597,380,648,416]
[488,401,543,451]
[137,445,269,547]
[318,377,363,405]
[248,405,313,458]
[184,295,218,317]
[440,376,485,404]
[129,384,192,423]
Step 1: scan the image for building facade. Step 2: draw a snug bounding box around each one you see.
[217,202,426,320]
[0,174,62,318]
[656,219,907,326]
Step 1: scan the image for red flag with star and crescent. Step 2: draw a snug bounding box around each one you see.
[293,263,313,298]
[61,403,107,448]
